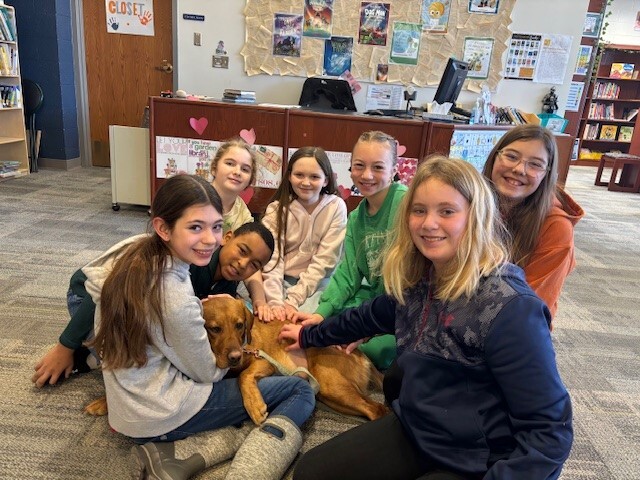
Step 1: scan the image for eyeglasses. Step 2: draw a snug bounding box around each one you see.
[497,150,549,174]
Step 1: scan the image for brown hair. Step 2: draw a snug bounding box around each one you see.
[93,175,222,369]
[267,146,337,264]
[482,124,557,267]
[354,130,398,166]
[210,136,257,186]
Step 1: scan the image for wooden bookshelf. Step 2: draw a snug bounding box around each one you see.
[0,4,28,181]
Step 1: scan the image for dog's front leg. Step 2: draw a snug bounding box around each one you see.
[238,359,276,425]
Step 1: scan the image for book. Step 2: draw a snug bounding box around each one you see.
[618,125,634,142]
[221,97,256,104]
[610,63,634,79]
[626,108,638,121]
[599,124,618,140]
[223,89,256,97]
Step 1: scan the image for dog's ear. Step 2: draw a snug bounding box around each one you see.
[244,303,254,345]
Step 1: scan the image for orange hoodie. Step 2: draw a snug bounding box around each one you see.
[524,188,584,320]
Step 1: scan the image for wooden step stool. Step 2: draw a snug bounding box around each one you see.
[595,153,640,192]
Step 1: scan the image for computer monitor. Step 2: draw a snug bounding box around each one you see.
[433,58,469,110]
[298,77,357,112]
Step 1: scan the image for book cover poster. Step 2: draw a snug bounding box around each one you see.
[504,33,541,80]
[468,0,499,14]
[610,63,634,79]
[303,0,333,39]
[358,2,390,46]
[421,0,451,34]
[253,145,283,189]
[463,37,494,79]
[323,36,354,76]
[574,45,592,75]
[273,13,303,57]
[390,22,422,65]
[188,139,219,182]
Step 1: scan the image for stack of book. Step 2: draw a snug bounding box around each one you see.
[0,161,21,178]
[222,89,256,104]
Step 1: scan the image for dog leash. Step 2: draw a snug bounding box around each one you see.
[242,347,320,395]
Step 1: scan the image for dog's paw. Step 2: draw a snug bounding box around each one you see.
[247,401,268,425]
[84,396,108,416]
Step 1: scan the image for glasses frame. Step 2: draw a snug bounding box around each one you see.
[497,149,550,175]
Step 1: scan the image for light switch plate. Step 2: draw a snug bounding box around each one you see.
[194,32,201,46]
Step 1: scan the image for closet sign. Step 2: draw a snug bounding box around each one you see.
[105,0,155,36]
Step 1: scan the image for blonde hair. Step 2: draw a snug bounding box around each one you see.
[210,137,257,186]
[383,155,508,304]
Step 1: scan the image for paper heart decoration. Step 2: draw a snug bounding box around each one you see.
[239,186,255,204]
[396,142,407,157]
[189,117,208,136]
[338,185,351,200]
[239,128,256,145]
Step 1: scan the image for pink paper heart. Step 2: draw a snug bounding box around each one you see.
[239,128,256,145]
[338,185,351,200]
[189,117,208,136]
[396,142,407,157]
[239,186,255,204]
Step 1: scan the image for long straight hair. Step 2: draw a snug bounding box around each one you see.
[383,156,508,303]
[482,125,558,267]
[267,146,338,263]
[93,175,222,369]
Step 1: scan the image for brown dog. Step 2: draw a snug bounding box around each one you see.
[205,297,388,425]
[85,297,389,424]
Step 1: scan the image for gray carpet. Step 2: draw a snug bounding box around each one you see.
[0,165,638,479]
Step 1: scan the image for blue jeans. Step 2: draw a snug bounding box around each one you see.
[132,375,315,444]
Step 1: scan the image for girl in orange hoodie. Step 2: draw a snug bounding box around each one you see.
[482,124,584,321]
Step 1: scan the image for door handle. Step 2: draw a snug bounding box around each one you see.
[156,60,173,73]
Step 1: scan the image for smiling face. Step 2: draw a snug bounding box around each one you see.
[289,156,328,211]
[155,204,224,267]
[218,231,272,281]
[212,146,254,195]
[350,140,397,203]
[490,139,548,203]
[408,178,469,273]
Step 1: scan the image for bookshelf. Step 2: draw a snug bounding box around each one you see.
[577,44,640,165]
[0,4,28,180]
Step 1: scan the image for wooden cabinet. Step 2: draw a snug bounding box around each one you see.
[0,4,28,180]
[578,44,640,163]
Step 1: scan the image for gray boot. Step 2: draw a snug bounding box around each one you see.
[131,424,251,480]
[225,415,303,480]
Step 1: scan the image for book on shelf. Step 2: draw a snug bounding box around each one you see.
[0,8,15,42]
[625,108,638,121]
[223,89,256,98]
[609,63,634,79]
[221,96,257,104]
[599,124,618,140]
[618,125,634,142]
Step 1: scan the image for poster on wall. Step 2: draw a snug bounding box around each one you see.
[565,81,585,112]
[105,0,154,36]
[574,45,593,75]
[253,145,283,189]
[303,0,333,39]
[468,0,499,15]
[358,2,390,46]
[390,22,422,65]
[533,34,572,84]
[582,12,602,38]
[421,0,451,34]
[323,36,354,76]
[463,37,494,79]
[273,13,303,57]
[504,33,541,80]
[449,129,506,171]
[156,137,218,180]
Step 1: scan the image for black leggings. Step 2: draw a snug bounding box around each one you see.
[293,412,481,480]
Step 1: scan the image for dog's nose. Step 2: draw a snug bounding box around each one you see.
[228,351,242,366]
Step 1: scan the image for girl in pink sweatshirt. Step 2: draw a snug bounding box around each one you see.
[261,147,347,321]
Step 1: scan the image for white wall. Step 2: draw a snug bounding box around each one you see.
[603,0,640,45]
[175,0,588,116]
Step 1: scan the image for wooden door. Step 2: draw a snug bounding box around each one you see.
[82,1,173,166]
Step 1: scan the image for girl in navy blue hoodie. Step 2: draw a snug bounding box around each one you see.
[279,156,573,480]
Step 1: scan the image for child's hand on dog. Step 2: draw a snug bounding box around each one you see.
[289,312,324,326]
[278,324,303,350]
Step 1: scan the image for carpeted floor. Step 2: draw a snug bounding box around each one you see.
[0,165,638,479]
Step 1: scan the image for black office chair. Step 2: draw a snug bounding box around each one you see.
[21,79,44,172]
